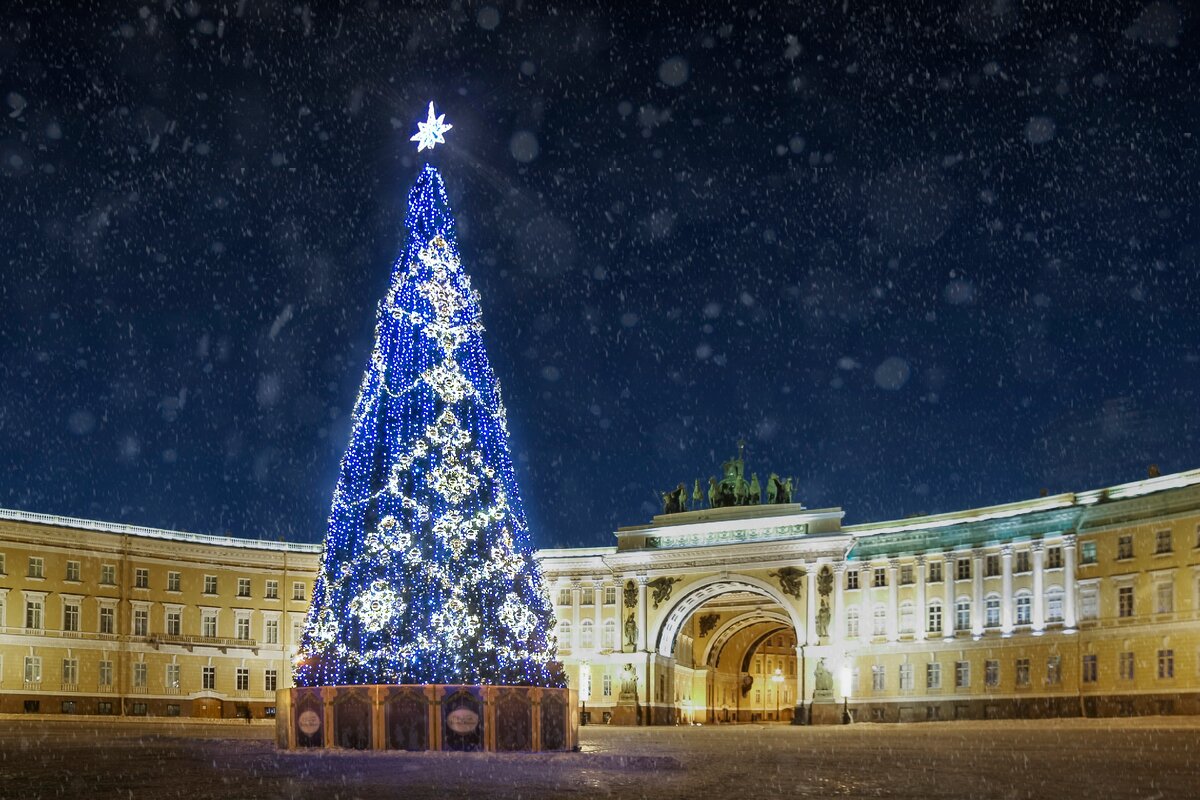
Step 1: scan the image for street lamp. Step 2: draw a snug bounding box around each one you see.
[579,660,591,726]
[771,667,784,722]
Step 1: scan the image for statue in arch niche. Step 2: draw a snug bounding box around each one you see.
[816,598,831,639]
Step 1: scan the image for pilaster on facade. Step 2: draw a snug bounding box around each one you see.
[1062,535,1078,632]
[636,575,649,652]
[971,549,985,638]
[943,555,956,641]
[1031,541,1046,634]
[914,555,927,642]
[832,563,846,647]
[1000,545,1014,636]
[805,562,818,647]
[886,560,900,643]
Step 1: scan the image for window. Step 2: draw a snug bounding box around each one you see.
[1080,541,1097,565]
[166,610,182,636]
[604,587,616,605]
[558,620,572,648]
[265,669,278,692]
[955,661,970,689]
[1046,589,1065,623]
[873,567,887,588]
[166,704,181,717]
[1082,654,1098,683]
[66,561,80,581]
[131,703,147,716]
[927,601,942,635]
[1079,586,1099,621]
[203,575,218,595]
[202,666,216,690]
[557,588,572,606]
[955,599,971,632]
[1046,656,1061,685]
[236,668,249,691]
[99,606,115,635]
[25,597,43,630]
[133,608,148,637]
[1195,523,1200,549]
[957,558,971,580]
[135,568,149,589]
[1047,546,1063,569]
[1016,658,1031,687]
[985,660,1000,687]
[1158,649,1174,679]
[99,660,113,687]
[63,601,80,632]
[846,570,859,590]
[291,618,302,643]
[0,552,5,574]
[1016,594,1032,626]
[1117,535,1133,560]
[28,557,44,578]
[132,662,147,688]
[97,701,113,715]
[237,578,251,597]
[265,619,279,644]
[1155,529,1172,554]
[166,664,181,689]
[1118,586,1135,618]
[1119,652,1135,681]
[1016,551,1031,573]
[168,572,181,592]
[580,620,594,649]
[872,605,887,637]
[24,655,42,683]
[602,620,616,650]
[846,608,860,639]
[1156,581,1174,614]
[899,601,915,634]
[985,596,1001,628]
[985,554,1000,577]
[62,658,78,686]
[928,561,943,583]
[236,616,251,641]
[926,662,942,690]
[602,673,612,697]
[899,664,913,691]
[265,580,279,599]
[900,565,914,585]
[580,589,594,606]
[871,665,885,692]
[292,582,306,601]
[202,611,218,638]
[101,564,116,585]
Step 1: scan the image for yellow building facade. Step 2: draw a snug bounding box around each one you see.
[2,466,1198,723]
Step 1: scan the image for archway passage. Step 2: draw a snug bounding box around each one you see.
[655,578,801,724]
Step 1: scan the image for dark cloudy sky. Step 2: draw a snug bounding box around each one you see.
[1,1,1197,548]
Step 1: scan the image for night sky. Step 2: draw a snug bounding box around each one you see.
[1,1,1197,549]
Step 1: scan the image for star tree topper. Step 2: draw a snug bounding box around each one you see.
[410,102,453,152]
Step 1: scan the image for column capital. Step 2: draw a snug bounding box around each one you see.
[887,559,901,571]
[914,554,926,566]
[636,575,650,586]
[1030,541,1045,553]
[571,578,583,589]
[972,548,986,559]
[833,562,846,574]
[1000,544,1013,558]
[1062,534,1077,549]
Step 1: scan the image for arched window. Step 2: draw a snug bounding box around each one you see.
[984,594,1001,628]
[846,607,860,638]
[1015,591,1032,626]
[927,600,943,635]
[899,601,915,634]
[558,620,573,650]
[602,619,617,651]
[1045,586,1064,623]
[873,604,887,637]
[955,598,971,632]
[580,619,594,649]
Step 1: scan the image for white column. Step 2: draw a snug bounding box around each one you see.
[971,550,984,637]
[886,560,899,642]
[794,645,805,707]
[637,576,649,651]
[914,555,927,642]
[806,563,818,646]
[1063,536,1077,631]
[1000,545,1014,636]
[833,564,846,643]
[571,579,582,634]
[1031,543,1045,635]
[859,564,873,644]
[593,580,604,644]
[944,554,956,640]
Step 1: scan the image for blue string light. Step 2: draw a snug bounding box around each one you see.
[295,165,564,689]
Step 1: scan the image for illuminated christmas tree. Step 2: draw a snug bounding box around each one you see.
[295,133,562,689]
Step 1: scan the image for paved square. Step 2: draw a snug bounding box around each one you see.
[2,717,1197,799]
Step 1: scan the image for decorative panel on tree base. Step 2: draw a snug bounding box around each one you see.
[276,686,577,752]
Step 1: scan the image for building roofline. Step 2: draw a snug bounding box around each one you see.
[0,507,323,554]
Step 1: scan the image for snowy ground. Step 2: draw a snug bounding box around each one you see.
[2,716,1197,799]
